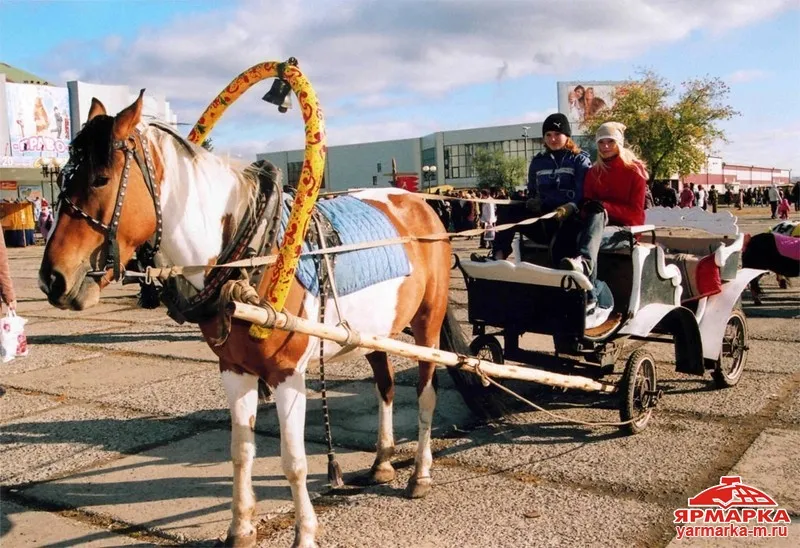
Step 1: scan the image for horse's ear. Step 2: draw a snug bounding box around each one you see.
[113,89,145,136]
[87,98,107,122]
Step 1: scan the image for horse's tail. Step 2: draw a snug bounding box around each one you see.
[439,303,509,420]
[439,303,469,356]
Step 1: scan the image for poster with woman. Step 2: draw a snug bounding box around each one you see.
[5,83,71,158]
[557,81,623,129]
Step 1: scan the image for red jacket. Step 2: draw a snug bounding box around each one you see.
[584,156,647,226]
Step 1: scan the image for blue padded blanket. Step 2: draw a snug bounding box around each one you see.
[277,195,411,296]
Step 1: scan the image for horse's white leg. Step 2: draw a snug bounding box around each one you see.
[366,351,396,483]
[274,369,318,548]
[221,369,259,548]
[407,363,437,499]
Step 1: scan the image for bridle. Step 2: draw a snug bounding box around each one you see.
[58,126,163,281]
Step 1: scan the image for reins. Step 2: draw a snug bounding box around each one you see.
[115,208,558,284]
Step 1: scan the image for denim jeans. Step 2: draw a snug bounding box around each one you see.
[552,210,607,302]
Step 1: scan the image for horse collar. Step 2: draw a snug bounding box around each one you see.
[59,127,163,281]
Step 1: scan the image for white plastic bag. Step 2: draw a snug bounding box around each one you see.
[1,311,28,363]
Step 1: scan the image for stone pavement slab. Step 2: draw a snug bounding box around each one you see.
[441,413,739,499]
[119,338,218,363]
[776,389,799,424]
[254,380,474,451]
[730,428,800,514]
[0,344,103,375]
[657,371,791,419]
[264,464,668,547]
[0,387,65,421]
[0,403,197,486]
[0,500,143,547]
[22,429,376,544]
[2,355,207,400]
[95,368,230,424]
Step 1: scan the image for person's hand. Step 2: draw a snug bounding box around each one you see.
[554,202,578,221]
[526,197,542,215]
[580,199,606,218]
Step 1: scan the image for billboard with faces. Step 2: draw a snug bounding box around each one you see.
[557,81,626,133]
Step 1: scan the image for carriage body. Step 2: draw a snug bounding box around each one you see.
[453,208,764,432]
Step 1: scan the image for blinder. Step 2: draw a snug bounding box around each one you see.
[58,127,162,281]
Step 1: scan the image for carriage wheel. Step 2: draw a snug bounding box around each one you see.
[619,349,659,435]
[470,335,504,365]
[445,335,508,420]
[711,309,748,389]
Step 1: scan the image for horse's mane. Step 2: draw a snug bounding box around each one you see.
[144,122,260,230]
[70,115,115,175]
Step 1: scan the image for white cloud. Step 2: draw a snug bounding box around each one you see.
[727,69,770,83]
[36,0,798,163]
[717,122,800,171]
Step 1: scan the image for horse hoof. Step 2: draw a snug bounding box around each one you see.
[369,462,396,484]
[406,476,432,499]
[224,530,257,548]
[291,535,319,548]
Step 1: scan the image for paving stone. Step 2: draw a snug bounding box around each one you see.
[0,403,197,486]
[730,428,800,514]
[441,413,739,499]
[2,355,207,400]
[0,387,64,421]
[0,500,143,547]
[0,344,103,375]
[265,466,668,548]
[255,380,474,451]
[95,368,230,423]
[22,429,375,544]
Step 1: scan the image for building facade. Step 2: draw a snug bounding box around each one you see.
[257,122,546,193]
[0,64,177,203]
[682,156,791,191]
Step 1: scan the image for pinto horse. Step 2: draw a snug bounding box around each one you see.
[38,92,463,547]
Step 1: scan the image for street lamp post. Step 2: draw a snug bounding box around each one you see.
[422,164,437,192]
[40,160,61,203]
[522,126,530,164]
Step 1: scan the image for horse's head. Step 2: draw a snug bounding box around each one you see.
[39,90,162,310]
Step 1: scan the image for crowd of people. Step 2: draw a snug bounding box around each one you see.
[652,180,799,220]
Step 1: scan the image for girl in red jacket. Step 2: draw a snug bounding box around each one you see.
[560,122,647,322]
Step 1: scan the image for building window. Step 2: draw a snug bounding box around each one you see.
[372,175,378,186]
[377,162,382,173]
[442,138,543,180]
[287,161,326,189]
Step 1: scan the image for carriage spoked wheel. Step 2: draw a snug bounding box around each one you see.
[470,334,504,365]
[710,309,748,389]
[446,334,508,420]
[619,349,660,435]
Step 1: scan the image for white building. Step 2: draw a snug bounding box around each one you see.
[257,122,549,192]
[0,63,178,202]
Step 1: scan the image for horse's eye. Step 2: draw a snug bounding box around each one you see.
[92,176,110,188]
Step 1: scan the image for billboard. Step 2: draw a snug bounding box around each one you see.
[557,81,626,131]
[5,82,71,157]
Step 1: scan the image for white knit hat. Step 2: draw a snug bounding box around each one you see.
[595,122,626,148]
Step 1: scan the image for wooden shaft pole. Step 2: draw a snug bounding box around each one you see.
[228,302,616,394]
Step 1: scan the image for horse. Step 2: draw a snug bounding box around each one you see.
[743,225,800,305]
[38,91,468,547]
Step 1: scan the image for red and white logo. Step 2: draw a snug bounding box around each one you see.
[674,476,791,541]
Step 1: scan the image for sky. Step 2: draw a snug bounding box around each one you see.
[1,0,799,173]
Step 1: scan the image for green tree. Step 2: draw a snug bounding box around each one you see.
[471,148,527,192]
[201,138,214,152]
[583,71,738,184]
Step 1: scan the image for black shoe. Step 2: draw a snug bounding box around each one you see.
[470,252,493,262]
